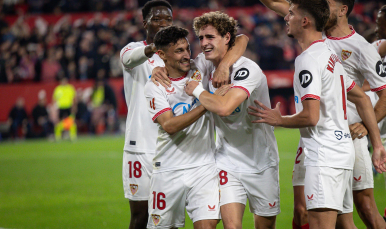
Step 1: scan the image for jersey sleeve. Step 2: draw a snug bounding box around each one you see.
[358,43,386,92]
[120,43,149,70]
[231,62,260,98]
[295,54,321,102]
[344,72,356,92]
[144,81,172,123]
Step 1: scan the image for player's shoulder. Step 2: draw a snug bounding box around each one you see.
[120,41,146,54]
[233,56,262,74]
[144,78,165,94]
[372,39,386,50]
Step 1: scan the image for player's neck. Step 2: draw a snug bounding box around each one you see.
[297,31,323,52]
[212,52,227,69]
[146,37,154,45]
[166,66,187,79]
[326,18,352,38]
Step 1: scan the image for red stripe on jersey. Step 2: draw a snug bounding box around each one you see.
[327,26,355,40]
[169,72,188,81]
[232,86,250,97]
[346,81,356,92]
[152,108,172,122]
[301,94,320,101]
[371,84,386,92]
[304,39,325,51]
[121,48,132,64]
[143,40,148,46]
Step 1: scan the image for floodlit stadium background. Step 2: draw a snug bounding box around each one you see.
[0,0,385,228]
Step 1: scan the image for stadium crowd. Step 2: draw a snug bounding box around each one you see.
[0,0,384,84]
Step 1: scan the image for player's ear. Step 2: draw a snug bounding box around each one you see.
[158,50,166,60]
[302,16,310,28]
[143,20,147,29]
[339,5,348,17]
[224,32,231,45]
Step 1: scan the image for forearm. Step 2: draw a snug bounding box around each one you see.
[374,90,386,122]
[259,0,289,17]
[280,112,317,128]
[198,92,232,116]
[121,46,150,69]
[162,105,206,135]
[356,96,383,147]
[218,35,249,69]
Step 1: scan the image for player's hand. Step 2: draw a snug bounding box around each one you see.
[151,67,171,88]
[248,100,283,126]
[372,145,386,173]
[185,81,199,96]
[212,64,230,88]
[349,122,368,140]
[214,84,233,96]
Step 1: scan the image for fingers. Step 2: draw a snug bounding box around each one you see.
[253,100,269,110]
[151,77,160,86]
[349,123,368,140]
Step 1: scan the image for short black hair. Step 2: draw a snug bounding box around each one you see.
[142,0,173,21]
[289,0,330,32]
[334,0,355,17]
[154,26,189,51]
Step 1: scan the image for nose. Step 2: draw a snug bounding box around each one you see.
[201,37,208,48]
[158,19,170,27]
[284,13,289,22]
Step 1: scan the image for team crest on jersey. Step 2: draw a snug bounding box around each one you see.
[190,70,202,82]
[151,214,161,225]
[130,184,138,195]
[341,50,352,61]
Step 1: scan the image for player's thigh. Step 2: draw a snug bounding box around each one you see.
[293,139,306,186]
[304,166,352,213]
[193,219,218,229]
[244,166,280,217]
[218,169,248,206]
[122,151,153,201]
[186,164,220,223]
[220,203,245,229]
[147,170,186,229]
[352,137,374,191]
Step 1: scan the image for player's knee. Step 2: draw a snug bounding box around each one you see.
[130,208,148,221]
[294,203,308,218]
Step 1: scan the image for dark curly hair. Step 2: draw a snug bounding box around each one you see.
[289,0,330,32]
[154,25,189,51]
[142,0,173,21]
[193,11,238,50]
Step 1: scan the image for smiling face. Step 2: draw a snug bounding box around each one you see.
[284,4,304,39]
[159,38,191,75]
[198,25,230,66]
[376,11,386,40]
[144,6,173,40]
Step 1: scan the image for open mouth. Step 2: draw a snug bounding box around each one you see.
[203,47,213,54]
[180,59,190,66]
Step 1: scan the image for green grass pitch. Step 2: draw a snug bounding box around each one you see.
[0,128,385,228]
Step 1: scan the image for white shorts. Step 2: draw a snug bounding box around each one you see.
[122,151,154,201]
[147,164,220,229]
[352,137,374,191]
[292,139,306,186]
[218,166,280,217]
[304,166,353,214]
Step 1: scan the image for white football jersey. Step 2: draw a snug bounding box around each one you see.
[207,56,279,173]
[120,41,164,153]
[144,68,215,172]
[294,40,355,169]
[325,27,386,125]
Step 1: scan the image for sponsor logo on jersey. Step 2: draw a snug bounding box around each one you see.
[130,141,136,145]
[269,202,276,208]
[335,130,343,140]
[148,59,155,65]
[130,184,138,195]
[354,176,362,182]
[376,61,386,77]
[172,99,198,114]
[295,96,299,103]
[191,70,202,82]
[166,87,176,95]
[155,162,161,167]
[151,214,161,225]
[208,205,216,211]
[307,194,314,200]
[234,68,249,81]
[341,50,352,61]
[230,106,241,115]
[299,70,313,88]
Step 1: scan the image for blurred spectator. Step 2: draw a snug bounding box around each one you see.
[7,97,29,139]
[31,90,53,137]
[41,47,62,82]
[75,88,91,132]
[52,76,77,141]
[90,77,117,134]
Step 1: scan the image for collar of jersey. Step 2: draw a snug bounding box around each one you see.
[326,25,355,40]
[304,39,325,51]
[169,72,188,81]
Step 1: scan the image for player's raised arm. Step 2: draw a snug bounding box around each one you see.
[259,0,290,17]
[347,84,386,173]
[212,34,249,88]
[120,43,158,69]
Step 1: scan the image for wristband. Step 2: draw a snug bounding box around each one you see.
[192,82,206,98]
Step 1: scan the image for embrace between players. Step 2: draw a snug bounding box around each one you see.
[121,0,386,228]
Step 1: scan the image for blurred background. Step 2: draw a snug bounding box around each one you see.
[0,0,385,139]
